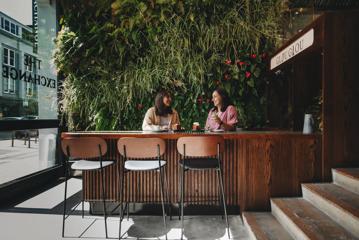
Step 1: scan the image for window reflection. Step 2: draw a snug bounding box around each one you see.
[0,128,58,185]
[0,0,57,120]
[0,0,59,186]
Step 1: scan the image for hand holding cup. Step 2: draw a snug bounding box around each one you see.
[160,125,169,130]
[173,123,181,131]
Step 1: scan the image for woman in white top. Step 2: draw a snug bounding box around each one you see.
[142,90,180,130]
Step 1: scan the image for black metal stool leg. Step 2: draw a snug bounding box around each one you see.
[119,167,125,239]
[180,164,185,240]
[134,173,140,213]
[62,166,69,237]
[178,165,182,220]
[11,132,14,147]
[159,167,168,240]
[82,200,84,218]
[164,166,172,220]
[218,169,230,239]
[81,181,85,219]
[127,173,130,220]
[100,167,108,238]
[216,170,224,219]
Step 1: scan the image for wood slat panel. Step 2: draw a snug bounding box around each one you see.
[64,132,321,211]
[269,12,359,181]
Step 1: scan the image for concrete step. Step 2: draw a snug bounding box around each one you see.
[332,168,359,194]
[271,198,356,240]
[302,183,359,237]
[243,212,293,240]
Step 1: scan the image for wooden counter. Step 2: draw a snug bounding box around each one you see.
[61,131,321,211]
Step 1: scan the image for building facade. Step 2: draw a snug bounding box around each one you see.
[0,11,38,118]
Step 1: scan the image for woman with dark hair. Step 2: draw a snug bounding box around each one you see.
[205,88,238,131]
[142,90,180,131]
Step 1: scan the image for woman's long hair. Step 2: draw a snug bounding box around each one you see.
[155,90,173,116]
[212,87,233,112]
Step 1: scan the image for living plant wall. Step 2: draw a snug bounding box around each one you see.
[54,0,285,130]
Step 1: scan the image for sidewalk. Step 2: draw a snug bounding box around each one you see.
[0,139,55,185]
[0,178,248,239]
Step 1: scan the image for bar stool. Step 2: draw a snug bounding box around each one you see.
[177,136,230,239]
[61,137,113,238]
[117,137,169,239]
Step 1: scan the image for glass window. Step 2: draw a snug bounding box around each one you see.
[10,22,15,34]
[4,19,9,31]
[0,0,59,187]
[3,48,8,64]
[9,49,15,66]
[0,128,58,185]
[24,54,34,72]
[24,54,35,97]
[3,47,16,67]
[9,78,15,93]
[25,82,33,96]
[1,17,3,28]
[3,77,9,93]
[3,77,14,94]
[2,47,16,93]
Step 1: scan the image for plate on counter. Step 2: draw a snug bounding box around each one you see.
[147,129,168,132]
[211,129,224,132]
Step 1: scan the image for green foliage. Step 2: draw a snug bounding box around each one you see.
[55,0,285,130]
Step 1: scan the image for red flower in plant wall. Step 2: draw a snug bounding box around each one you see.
[250,54,257,59]
[137,103,143,110]
[223,73,231,81]
[224,59,232,65]
[245,71,251,78]
[214,80,220,85]
[261,52,267,59]
[197,96,203,105]
[236,60,246,67]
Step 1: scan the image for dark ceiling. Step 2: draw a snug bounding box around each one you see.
[289,0,359,10]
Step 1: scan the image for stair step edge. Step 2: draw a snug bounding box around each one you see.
[271,198,356,240]
[302,183,359,219]
[243,212,293,240]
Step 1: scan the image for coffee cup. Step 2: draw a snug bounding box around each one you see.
[192,122,200,131]
[174,123,181,131]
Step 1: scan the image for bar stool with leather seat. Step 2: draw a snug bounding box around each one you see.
[177,136,230,239]
[61,137,113,238]
[117,137,169,239]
